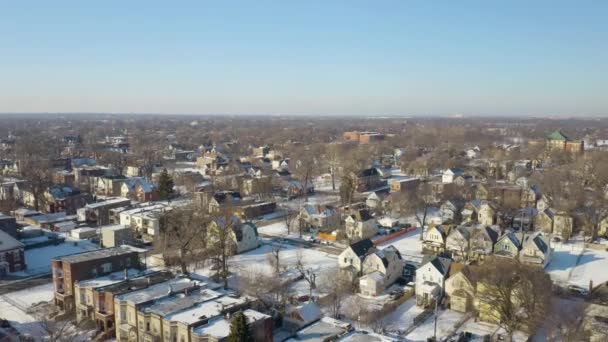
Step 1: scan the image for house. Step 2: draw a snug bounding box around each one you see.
[453,175,473,187]
[445,226,472,261]
[120,177,158,202]
[96,175,129,197]
[0,213,18,238]
[445,265,477,313]
[288,317,352,342]
[389,178,420,193]
[283,302,323,330]
[468,225,499,260]
[74,271,173,337]
[478,202,497,225]
[423,225,449,253]
[360,246,403,296]
[241,175,272,197]
[353,168,383,192]
[285,179,314,199]
[442,168,464,184]
[440,200,463,223]
[519,232,552,267]
[461,200,481,223]
[546,130,584,153]
[297,204,340,232]
[206,191,243,213]
[191,309,273,342]
[101,225,133,248]
[416,256,452,307]
[344,209,377,241]
[52,246,142,311]
[78,198,131,226]
[46,184,91,214]
[535,209,573,240]
[338,238,376,276]
[366,190,388,211]
[114,277,201,341]
[493,232,522,259]
[0,229,25,276]
[208,216,259,254]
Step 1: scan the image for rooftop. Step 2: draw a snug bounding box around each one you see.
[0,229,24,251]
[53,246,136,263]
[115,277,200,305]
[143,288,224,318]
[77,268,143,288]
[164,294,247,324]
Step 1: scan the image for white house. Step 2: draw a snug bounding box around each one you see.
[338,239,376,276]
[359,246,403,296]
[344,209,377,242]
[442,168,464,184]
[416,256,452,307]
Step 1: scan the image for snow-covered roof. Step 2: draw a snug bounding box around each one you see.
[0,229,24,251]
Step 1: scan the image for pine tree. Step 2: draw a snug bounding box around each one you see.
[228,311,254,342]
[157,168,175,200]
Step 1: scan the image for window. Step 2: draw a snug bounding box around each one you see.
[13,251,20,261]
[101,263,112,273]
[504,243,510,250]
[343,257,347,263]
[146,322,150,332]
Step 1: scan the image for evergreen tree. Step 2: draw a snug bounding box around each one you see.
[157,168,175,200]
[228,311,253,342]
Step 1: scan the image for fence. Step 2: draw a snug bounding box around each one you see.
[373,226,417,245]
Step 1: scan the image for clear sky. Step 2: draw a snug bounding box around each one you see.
[0,0,606,116]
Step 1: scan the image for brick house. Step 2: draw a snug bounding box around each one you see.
[0,229,25,276]
[52,246,142,311]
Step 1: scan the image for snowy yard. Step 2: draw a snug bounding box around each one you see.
[546,238,608,288]
[376,227,424,264]
[2,283,54,309]
[405,309,465,341]
[13,239,99,276]
[257,221,301,239]
[194,240,338,294]
[381,297,424,334]
[0,296,47,339]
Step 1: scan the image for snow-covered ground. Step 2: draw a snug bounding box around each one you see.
[194,240,338,295]
[13,239,99,276]
[257,221,301,239]
[376,227,425,264]
[546,241,584,284]
[568,248,608,288]
[2,283,54,309]
[382,297,425,334]
[0,296,47,340]
[546,238,608,288]
[405,309,465,341]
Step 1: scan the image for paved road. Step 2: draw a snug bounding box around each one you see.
[0,273,52,296]
[259,233,343,255]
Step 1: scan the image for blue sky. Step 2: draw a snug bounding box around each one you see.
[0,0,606,116]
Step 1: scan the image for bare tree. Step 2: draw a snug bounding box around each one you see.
[295,250,317,298]
[238,267,292,314]
[545,299,590,342]
[319,271,355,319]
[207,210,239,289]
[267,246,282,276]
[395,182,434,241]
[156,205,208,274]
[475,258,552,342]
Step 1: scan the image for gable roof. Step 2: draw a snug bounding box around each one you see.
[351,209,373,222]
[427,256,452,276]
[349,238,375,257]
[523,232,549,254]
[357,168,380,178]
[547,130,569,141]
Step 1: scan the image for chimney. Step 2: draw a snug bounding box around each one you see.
[124,268,129,280]
[167,284,173,295]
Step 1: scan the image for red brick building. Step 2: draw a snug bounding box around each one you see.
[0,230,25,276]
[52,246,142,311]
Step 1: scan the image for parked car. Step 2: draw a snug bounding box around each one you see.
[567,284,589,296]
